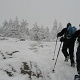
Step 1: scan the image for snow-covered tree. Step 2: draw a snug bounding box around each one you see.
[9,19,13,25]
[20,19,29,38]
[14,17,18,24]
[7,17,20,38]
[57,23,63,33]
[3,20,8,27]
[44,27,50,41]
[51,19,58,41]
[1,20,9,37]
[37,25,45,41]
[0,17,30,39]
[20,19,28,27]
[30,22,40,41]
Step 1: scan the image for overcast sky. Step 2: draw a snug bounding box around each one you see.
[0,0,80,29]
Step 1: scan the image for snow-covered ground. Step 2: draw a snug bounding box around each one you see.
[0,38,77,80]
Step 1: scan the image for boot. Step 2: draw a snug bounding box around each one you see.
[74,74,80,80]
[64,56,69,62]
[71,63,75,67]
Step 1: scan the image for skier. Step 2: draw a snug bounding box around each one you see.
[69,25,80,80]
[57,23,76,67]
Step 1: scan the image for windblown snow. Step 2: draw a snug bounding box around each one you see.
[0,37,77,80]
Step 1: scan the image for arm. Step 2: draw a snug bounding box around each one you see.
[57,28,67,37]
[71,30,80,39]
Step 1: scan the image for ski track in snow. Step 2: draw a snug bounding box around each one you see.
[0,38,77,80]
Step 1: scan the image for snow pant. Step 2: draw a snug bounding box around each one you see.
[62,40,75,64]
[76,44,80,75]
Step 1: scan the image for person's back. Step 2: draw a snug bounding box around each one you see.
[65,26,77,39]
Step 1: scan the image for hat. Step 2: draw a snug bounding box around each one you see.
[67,23,71,27]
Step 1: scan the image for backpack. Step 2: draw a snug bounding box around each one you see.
[66,26,77,38]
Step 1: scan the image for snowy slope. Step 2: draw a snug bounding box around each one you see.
[0,38,77,80]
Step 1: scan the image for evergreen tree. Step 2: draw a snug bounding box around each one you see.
[20,19,29,38]
[3,20,8,27]
[51,19,57,41]
[57,23,63,33]
[30,22,40,41]
[2,20,9,37]
[37,25,45,41]
[44,27,50,41]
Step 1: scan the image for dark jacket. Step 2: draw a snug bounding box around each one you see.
[70,30,80,60]
[57,28,67,37]
[71,30,80,41]
[57,27,76,42]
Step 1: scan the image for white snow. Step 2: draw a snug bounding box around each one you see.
[0,38,77,80]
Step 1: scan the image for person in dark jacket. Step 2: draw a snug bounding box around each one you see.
[70,27,80,75]
[57,23,75,67]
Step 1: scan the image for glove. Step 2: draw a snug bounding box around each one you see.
[60,37,64,42]
[60,37,67,42]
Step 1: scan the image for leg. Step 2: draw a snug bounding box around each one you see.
[69,42,75,66]
[77,60,80,75]
[62,42,69,58]
[76,44,80,74]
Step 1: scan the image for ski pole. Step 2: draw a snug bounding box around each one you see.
[52,42,62,72]
[52,37,58,60]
